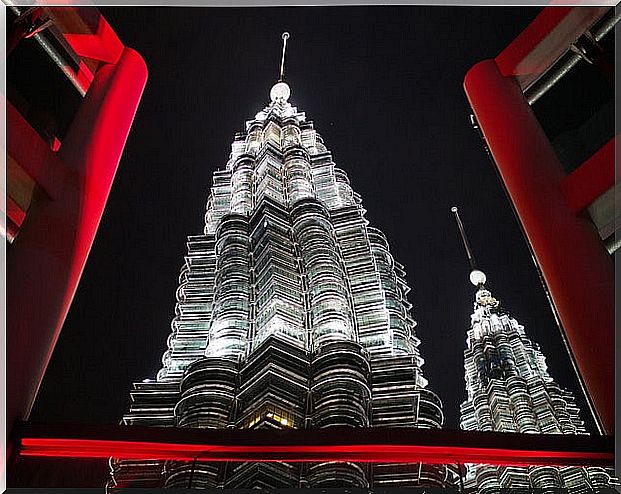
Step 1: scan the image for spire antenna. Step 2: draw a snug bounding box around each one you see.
[451,206,486,287]
[279,32,290,82]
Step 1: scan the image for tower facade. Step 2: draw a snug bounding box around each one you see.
[110,71,456,488]
[453,208,616,491]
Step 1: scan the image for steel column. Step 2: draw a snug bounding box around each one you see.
[464,59,614,434]
[7,48,147,452]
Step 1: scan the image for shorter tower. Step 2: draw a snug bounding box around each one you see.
[451,206,616,492]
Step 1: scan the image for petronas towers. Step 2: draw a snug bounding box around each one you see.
[110,75,456,489]
[110,36,613,491]
[459,276,615,491]
[452,208,615,492]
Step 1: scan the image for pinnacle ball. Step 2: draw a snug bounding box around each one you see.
[270,82,291,102]
[469,269,487,286]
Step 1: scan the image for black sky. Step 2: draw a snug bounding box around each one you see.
[30,6,596,431]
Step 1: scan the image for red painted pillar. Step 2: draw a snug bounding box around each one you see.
[464,59,614,434]
[7,48,147,448]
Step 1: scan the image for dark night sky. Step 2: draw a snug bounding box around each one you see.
[30,6,595,431]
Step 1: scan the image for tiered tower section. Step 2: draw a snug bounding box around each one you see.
[110,79,456,489]
[453,209,616,492]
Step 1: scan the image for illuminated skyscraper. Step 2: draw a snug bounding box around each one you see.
[452,207,616,492]
[110,34,457,489]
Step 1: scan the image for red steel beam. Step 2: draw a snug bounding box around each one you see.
[7,46,148,457]
[560,134,617,214]
[62,14,125,64]
[495,7,609,88]
[464,59,614,435]
[15,423,614,467]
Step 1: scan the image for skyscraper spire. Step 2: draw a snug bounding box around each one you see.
[450,206,486,288]
[270,32,291,103]
[278,31,289,81]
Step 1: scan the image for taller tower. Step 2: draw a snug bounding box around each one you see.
[451,207,616,492]
[110,35,456,489]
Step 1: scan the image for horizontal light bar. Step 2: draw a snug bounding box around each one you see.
[16,422,613,467]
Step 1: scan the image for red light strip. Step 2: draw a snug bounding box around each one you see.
[19,437,613,467]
